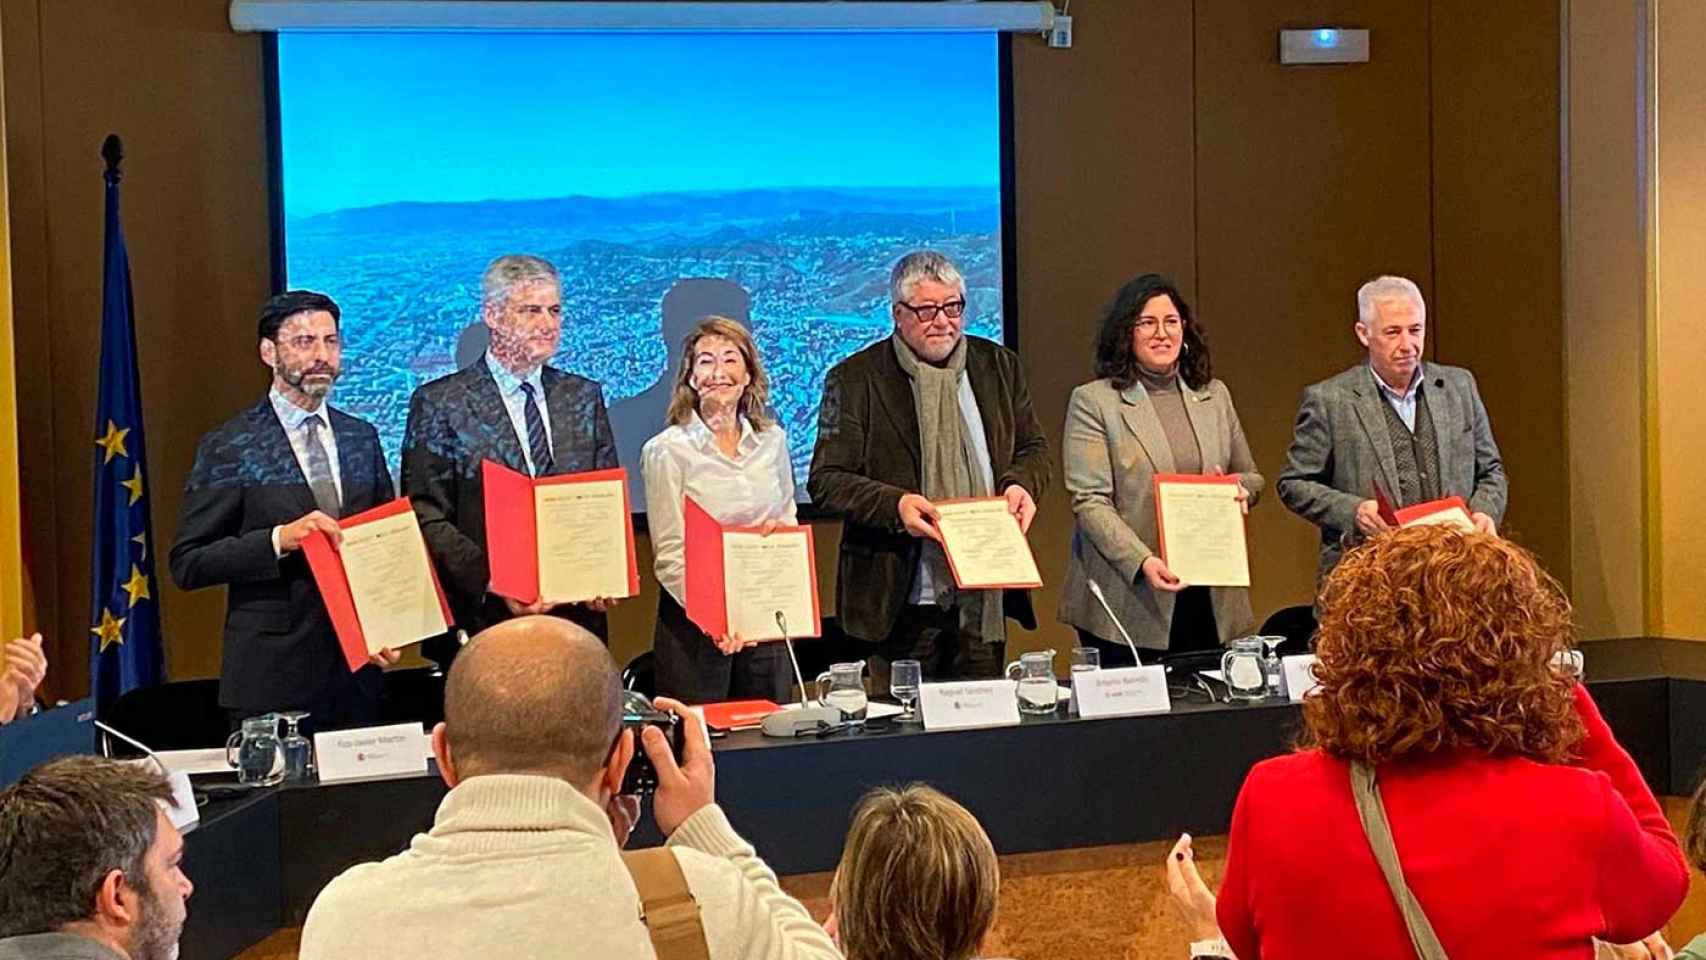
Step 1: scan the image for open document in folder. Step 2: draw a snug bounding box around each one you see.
[302,497,449,671]
[483,461,639,605]
[683,496,820,641]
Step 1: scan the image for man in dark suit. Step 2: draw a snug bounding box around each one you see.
[809,250,1050,682]
[170,291,399,732]
[1277,275,1508,578]
[402,255,618,666]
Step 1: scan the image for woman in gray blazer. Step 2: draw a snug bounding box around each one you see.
[1058,275,1264,666]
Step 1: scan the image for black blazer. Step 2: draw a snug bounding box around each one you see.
[168,398,394,713]
[807,336,1052,644]
[400,358,617,641]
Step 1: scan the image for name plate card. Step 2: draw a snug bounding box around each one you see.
[1071,665,1172,718]
[314,722,430,784]
[1283,654,1321,702]
[919,680,1022,731]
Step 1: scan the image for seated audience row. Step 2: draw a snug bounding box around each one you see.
[1,528,1701,959]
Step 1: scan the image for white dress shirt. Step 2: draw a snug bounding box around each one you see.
[641,413,797,608]
[486,351,553,476]
[909,370,996,606]
[1372,363,1424,432]
[268,387,343,557]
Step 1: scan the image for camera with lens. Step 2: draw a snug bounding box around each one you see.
[619,690,684,795]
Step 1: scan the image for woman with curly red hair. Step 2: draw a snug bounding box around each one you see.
[1214,526,1689,959]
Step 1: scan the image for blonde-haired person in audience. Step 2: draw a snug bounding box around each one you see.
[1678,776,1706,959]
[826,784,1004,960]
[0,634,47,724]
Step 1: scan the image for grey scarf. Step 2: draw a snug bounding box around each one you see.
[890,332,1005,645]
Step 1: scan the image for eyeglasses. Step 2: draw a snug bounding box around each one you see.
[275,334,340,351]
[899,299,966,323]
[1134,317,1183,336]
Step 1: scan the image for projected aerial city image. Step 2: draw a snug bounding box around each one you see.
[277,32,1006,504]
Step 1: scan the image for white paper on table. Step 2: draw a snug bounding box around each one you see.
[535,479,631,603]
[1400,504,1476,533]
[313,722,429,784]
[724,530,816,641]
[1072,665,1172,718]
[339,509,445,651]
[932,498,1042,589]
[1156,480,1250,587]
[919,679,1022,730]
[155,748,233,776]
[1282,654,1321,702]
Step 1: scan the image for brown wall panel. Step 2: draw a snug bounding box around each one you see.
[1008,0,1198,655]
[1194,0,1436,614]
[6,0,271,698]
[1430,0,1568,582]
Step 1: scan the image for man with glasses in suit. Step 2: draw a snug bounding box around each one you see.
[809,250,1050,684]
[402,255,620,665]
[170,291,399,732]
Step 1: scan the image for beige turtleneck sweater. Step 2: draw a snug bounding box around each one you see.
[298,774,841,960]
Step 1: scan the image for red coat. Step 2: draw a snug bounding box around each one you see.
[1217,685,1689,959]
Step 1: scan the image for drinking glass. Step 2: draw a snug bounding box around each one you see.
[280,711,314,784]
[1259,635,1286,699]
[890,659,922,724]
[1068,646,1100,716]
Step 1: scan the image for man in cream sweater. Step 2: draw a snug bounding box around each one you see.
[299,616,840,959]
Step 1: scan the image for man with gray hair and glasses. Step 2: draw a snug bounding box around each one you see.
[0,756,193,960]
[1277,275,1508,578]
[809,250,1050,683]
[403,254,620,665]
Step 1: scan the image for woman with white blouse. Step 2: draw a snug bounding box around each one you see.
[641,317,796,704]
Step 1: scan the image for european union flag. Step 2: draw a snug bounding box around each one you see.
[89,135,163,712]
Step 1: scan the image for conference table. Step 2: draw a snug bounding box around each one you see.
[179,637,1706,959]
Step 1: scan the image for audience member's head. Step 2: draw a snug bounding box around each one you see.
[830,784,999,960]
[1305,525,1584,765]
[431,615,629,797]
[0,756,191,958]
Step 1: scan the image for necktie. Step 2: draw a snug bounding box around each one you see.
[302,416,341,517]
[520,382,554,477]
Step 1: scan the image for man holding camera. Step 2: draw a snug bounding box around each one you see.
[299,615,837,959]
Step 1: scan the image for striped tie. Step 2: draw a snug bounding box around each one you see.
[520,382,553,477]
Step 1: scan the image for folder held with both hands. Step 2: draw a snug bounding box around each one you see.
[302,497,451,672]
[483,460,640,605]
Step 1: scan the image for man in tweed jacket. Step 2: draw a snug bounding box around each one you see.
[1277,276,1507,578]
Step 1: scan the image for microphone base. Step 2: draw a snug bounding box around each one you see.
[760,706,844,738]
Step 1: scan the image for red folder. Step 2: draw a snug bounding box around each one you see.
[302,497,452,673]
[1152,473,1245,569]
[683,496,821,640]
[482,460,639,604]
[1394,495,1473,528]
[701,699,783,731]
[1373,483,1400,527]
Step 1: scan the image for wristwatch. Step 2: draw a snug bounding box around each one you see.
[1189,936,1235,959]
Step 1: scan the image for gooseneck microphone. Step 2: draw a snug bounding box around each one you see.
[1086,579,1144,664]
[775,609,811,706]
[761,609,844,737]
